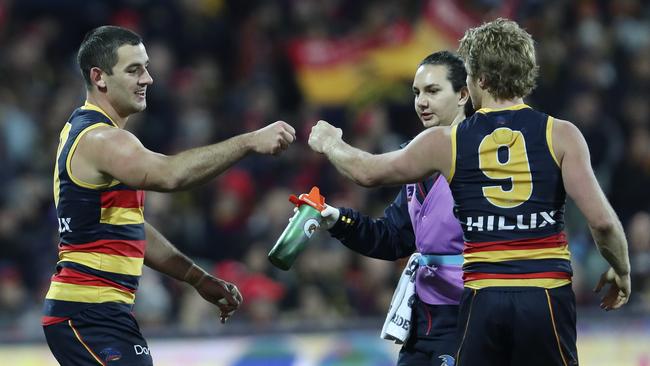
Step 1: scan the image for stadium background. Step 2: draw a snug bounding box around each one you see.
[0,0,649,364]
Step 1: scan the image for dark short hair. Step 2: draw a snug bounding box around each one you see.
[419,51,474,116]
[77,25,142,88]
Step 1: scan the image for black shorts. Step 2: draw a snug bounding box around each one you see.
[43,303,153,366]
[455,284,577,366]
[397,297,459,366]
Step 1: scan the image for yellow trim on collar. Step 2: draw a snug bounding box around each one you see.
[476,104,531,114]
[81,101,118,127]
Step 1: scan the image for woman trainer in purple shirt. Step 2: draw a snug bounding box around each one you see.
[321,51,471,366]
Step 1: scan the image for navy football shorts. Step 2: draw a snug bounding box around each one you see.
[398,297,459,366]
[455,284,577,366]
[43,303,153,366]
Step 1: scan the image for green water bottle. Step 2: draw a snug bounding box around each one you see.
[268,186,326,270]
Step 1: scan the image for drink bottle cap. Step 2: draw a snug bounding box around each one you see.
[288,186,325,211]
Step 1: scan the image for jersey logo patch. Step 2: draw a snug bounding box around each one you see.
[58,217,72,233]
[465,210,557,232]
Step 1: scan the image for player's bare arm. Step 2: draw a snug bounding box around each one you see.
[307,120,451,186]
[143,222,242,323]
[553,118,631,310]
[72,121,295,191]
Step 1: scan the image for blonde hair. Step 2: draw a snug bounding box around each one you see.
[458,18,538,100]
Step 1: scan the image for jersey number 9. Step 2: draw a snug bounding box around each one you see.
[478,127,533,208]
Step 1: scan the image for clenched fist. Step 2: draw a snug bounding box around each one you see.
[308,120,342,153]
[250,121,296,155]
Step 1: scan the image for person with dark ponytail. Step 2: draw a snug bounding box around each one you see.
[319,50,472,366]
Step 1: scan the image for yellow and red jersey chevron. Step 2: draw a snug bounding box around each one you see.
[449,105,572,289]
[44,102,146,325]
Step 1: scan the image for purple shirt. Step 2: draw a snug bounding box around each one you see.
[406,176,464,305]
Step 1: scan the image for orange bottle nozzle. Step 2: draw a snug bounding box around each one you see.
[288,186,326,211]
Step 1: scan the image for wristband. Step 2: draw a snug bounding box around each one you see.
[183,263,207,288]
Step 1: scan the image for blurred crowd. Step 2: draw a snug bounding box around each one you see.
[1,0,649,341]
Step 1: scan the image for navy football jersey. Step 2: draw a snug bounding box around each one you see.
[449,104,571,289]
[44,102,146,325]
